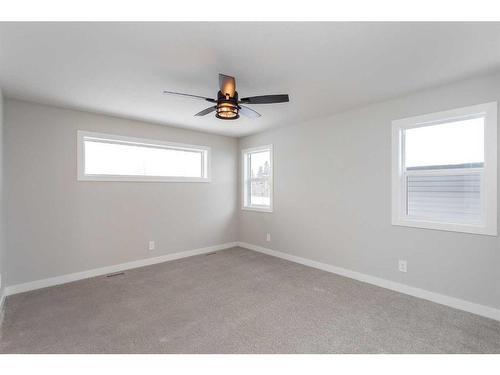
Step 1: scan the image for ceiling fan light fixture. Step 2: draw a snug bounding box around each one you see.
[216,102,239,120]
[215,90,239,120]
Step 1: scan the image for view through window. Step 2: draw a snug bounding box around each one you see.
[404,117,484,224]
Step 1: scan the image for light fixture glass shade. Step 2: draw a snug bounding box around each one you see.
[216,102,239,119]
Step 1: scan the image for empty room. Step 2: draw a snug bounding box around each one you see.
[1,7,500,367]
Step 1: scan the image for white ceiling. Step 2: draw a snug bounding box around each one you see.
[1,22,499,137]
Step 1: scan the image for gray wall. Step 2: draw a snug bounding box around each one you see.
[4,99,238,286]
[239,73,500,310]
[0,89,4,299]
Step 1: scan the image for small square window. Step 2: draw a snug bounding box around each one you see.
[242,145,273,212]
[392,102,497,235]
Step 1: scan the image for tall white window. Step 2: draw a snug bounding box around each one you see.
[392,102,497,235]
[242,145,273,212]
[78,131,210,182]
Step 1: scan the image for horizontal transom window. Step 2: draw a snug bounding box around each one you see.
[77,131,210,182]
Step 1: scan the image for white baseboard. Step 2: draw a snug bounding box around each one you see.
[0,288,5,314]
[0,288,6,327]
[4,242,238,296]
[237,242,500,322]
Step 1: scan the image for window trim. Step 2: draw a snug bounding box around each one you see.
[391,102,497,236]
[77,130,211,182]
[241,145,274,213]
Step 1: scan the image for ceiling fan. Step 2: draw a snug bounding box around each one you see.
[163,73,289,120]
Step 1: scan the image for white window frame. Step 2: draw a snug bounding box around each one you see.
[391,102,497,236]
[77,130,211,182]
[242,145,274,213]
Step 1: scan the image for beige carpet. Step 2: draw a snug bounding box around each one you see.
[1,247,499,353]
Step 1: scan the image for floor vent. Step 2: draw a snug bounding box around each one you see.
[106,272,125,278]
[206,252,217,256]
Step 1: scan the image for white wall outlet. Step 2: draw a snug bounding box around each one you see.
[266,233,271,242]
[398,260,407,273]
[148,241,156,251]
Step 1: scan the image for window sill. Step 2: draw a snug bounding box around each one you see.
[392,218,497,236]
[78,175,211,183]
[242,206,274,213]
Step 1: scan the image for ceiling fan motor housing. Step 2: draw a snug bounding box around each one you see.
[216,90,240,120]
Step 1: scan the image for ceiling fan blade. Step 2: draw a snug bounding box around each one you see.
[163,90,216,103]
[194,106,217,116]
[239,94,289,104]
[219,74,236,97]
[239,105,261,119]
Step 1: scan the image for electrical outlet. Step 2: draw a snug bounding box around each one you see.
[148,241,156,251]
[266,233,271,242]
[398,260,407,273]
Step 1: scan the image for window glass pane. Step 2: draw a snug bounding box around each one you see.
[250,151,270,178]
[250,180,271,206]
[406,173,481,224]
[247,150,271,208]
[84,140,203,177]
[405,117,484,169]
